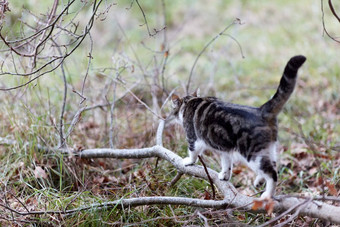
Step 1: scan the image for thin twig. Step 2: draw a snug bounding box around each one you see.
[258,198,312,227]
[55,42,67,149]
[65,106,87,139]
[81,82,139,112]
[119,81,165,120]
[197,211,209,227]
[273,198,312,227]
[4,184,14,222]
[109,60,122,148]
[160,0,169,95]
[169,172,184,187]
[328,0,340,23]
[321,0,340,43]
[223,34,245,58]
[80,31,94,103]
[198,155,216,200]
[31,0,59,68]
[135,0,165,37]
[63,188,86,211]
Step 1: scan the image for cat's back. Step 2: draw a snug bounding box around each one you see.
[183,97,277,152]
[185,97,265,127]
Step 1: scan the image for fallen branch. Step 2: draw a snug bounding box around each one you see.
[0,197,229,216]
[1,120,340,224]
[73,143,340,224]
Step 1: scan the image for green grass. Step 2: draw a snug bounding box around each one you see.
[1,0,339,225]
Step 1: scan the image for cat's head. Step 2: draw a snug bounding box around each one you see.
[166,90,199,124]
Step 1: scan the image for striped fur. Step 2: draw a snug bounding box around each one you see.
[261,55,306,119]
[168,55,306,199]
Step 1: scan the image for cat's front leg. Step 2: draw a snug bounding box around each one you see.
[183,140,205,166]
[182,148,200,166]
[218,152,233,181]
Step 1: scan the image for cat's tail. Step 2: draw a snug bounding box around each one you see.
[260,55,306,119]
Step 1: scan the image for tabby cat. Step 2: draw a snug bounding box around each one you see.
[168,55,306,199]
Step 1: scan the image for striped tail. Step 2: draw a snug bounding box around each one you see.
[260,55,306,119]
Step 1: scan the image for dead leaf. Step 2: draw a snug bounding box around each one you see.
[308,167,318,176]
[317,176,324,186]
[232,167,243,175]
[252,200,263,210]
[93,176,105,184]
[98,160,106,168]
[203,190,211,200]
[34,166,48,179]
[121,159,133,173]
[326,182,338,196]
[265,199,275,215]
[237,215,245,221]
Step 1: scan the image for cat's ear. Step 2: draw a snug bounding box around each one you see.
[191,88,200,97]
[171,94,181,108]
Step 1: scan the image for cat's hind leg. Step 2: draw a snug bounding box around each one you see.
[250,156,277,200]
[259,167,277,200]
[248,143,278,199]
[218,152,233,181]
[254,175,265,188]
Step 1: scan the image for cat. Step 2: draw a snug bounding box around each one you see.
[167,55,306,199]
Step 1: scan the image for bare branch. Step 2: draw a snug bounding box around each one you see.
[0,0,104,91]
[328,0,340,23]
[65,106,87,139]
[0,0,74,58]
[321,0,340,43]
[135,0,166,37]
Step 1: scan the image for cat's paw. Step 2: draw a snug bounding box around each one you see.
[254,175,265,188]
[218,171,231,181]
[182,157,195,166]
